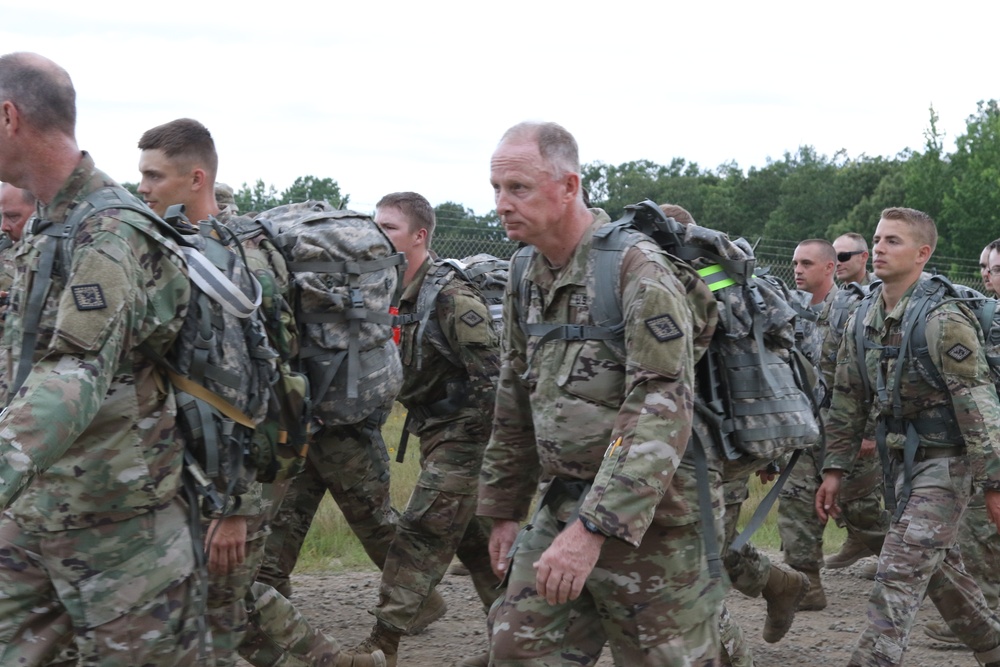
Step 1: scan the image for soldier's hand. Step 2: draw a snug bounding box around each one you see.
[489,520,520,581]
[815,471,843,523]
[986,490,1000,534]
[533,520,604,606]
[206,515,248,576]
[755,468,778,484]
[858,438,877,459]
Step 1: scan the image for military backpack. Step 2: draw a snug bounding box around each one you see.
[12,186,281,517]
[253,201,405,428]
[397,253,508,371]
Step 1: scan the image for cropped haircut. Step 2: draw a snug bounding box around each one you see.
[837,232,868,253]
[987,238,1000,255]
[1,183,36,206]
[659,203,697,227]
[500,121,580,180]
[138,118,219,180]
[0,52,76,136]
[881,207,937,253]
[377,191,436,248]
[798,238,837,264]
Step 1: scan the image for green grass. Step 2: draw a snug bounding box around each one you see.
[295,413,852,572]
[738,475,848,554]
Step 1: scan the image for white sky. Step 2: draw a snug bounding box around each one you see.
[2,1,996,216]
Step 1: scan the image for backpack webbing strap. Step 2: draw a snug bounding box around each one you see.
[168,369,257,430]
[297,310,395,326]
[697,264,736,291]
[729,449,802,553]
[181,246,261,319]
[286,254,404,275]
[689,432,723,580]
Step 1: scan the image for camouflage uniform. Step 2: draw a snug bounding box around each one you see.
[254,209,402,592]
[479,211,724,666]
[0,153,203,666]
[257,409,399,591]
[778,286,889,573]
[373,254,501,632]
[207,207,361,667]
[824,276,1000,667]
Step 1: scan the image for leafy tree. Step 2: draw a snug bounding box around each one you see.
[280,175,349,209]
[940,100,1000,255]
[234,179,281,215]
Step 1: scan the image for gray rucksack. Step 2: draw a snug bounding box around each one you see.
[254,201,405,427]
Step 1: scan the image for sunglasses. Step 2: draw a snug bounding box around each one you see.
[837,250,865,263]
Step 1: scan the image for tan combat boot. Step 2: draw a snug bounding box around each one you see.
[409,589,448,635]
[792,565,827,611]
[824,533,874,569]
[761,565,809,643]
[348,623,401,667]
[923,619,960,644]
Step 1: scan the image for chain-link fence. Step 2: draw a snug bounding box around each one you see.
[436,226,985,292]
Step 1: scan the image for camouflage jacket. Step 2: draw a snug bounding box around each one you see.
[824,276,1000,487]
[478,211,718,546]
[397,254,500,440]
[0,153,190,531]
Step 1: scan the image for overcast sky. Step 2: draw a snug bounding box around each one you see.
[2,1,995,215]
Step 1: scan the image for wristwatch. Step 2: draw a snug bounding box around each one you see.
[580,518,605,536]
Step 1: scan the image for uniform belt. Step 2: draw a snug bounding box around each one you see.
[539,477,592,526]
[882,416,963,444]
[890,445,966,463]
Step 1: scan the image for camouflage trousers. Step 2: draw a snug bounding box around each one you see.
[207,479,359,667]
[777,446,887,569]
[488,502,724,666]
[258,414,399,593]
[718,473,767,667]
[0,498,204,667]
[956,495,1000,611]
[239,581,350,666]
[209,479,288,667]
[848,455,1000,667]
[376,429,499,632]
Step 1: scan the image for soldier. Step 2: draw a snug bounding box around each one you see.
[921,239,1000,646]
[0,52,201,666]
[136,117,385,667]
[0,182,33,243]
[658,204,807,667]
[479,121,724,665]
[346,192,500,667]
[832,232,874,286]
[816,207,1000,667]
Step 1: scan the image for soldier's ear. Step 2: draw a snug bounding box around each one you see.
[191,168,208,191]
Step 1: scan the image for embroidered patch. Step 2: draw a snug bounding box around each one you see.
[946,343,973,362]
[71,284,107,311]
[460,310,485,328]
[569,293,589,308]
[645,314,683,342]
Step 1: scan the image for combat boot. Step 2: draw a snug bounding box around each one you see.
[336,648,388,667]
[348,623,400,667]
[923,619,961,644]
[761,565,809,643]
[824,533,874,569]
[408,589,448,635]
[792,565,827,611]
[456,652,489,666]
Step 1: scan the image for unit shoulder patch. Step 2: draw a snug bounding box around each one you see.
[460,310,485,328]
[946,343,973,363]
[645,314,683,342]
[71,283,107,311]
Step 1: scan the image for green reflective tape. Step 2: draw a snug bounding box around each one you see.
[698,264,736,292]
